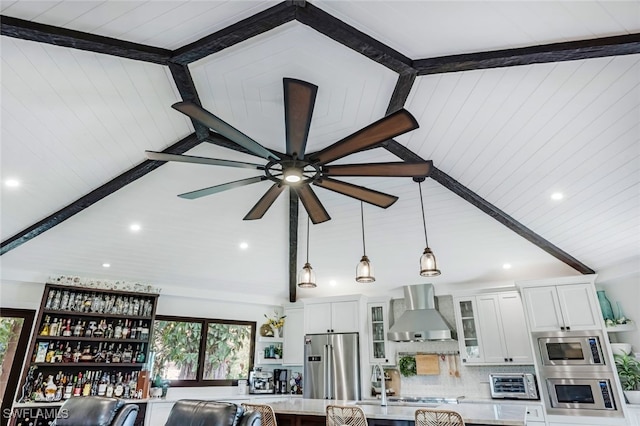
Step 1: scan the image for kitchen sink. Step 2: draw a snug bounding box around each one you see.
[356,396,461,407]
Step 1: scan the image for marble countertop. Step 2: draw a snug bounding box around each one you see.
[268,397,528,426]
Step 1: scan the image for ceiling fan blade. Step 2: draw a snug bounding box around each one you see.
[311,109,419,165]
[323,161,431,177]
[284,78,318,160]
[314,177,398,208]
[172,101,279,161]
[178,176,266,200]
[295,185,331,224]
[145,151,264,170]
[244,184,285,220]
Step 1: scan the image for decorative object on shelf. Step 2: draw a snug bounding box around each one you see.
[298,216,317,288]
[259,323,274,337]
[289,371,303,394]
[597,290,615,322]
[48,275,161,294]
[614,353,640,404]
[415,177,441,277]
[615,301,630,324]
[264,311,286,338]
[355,201,375,283]
[398,355,417,377]
[153,374,170,398]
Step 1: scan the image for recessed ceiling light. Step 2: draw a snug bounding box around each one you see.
[239,242,249,250]
[502,263,512,270]
[550,192,564,201]
[129,223,141,232]
[5,178,20,188]
[102,263,111,268]
[329,280,337,287]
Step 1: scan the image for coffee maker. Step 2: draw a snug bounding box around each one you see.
[273,369,288,394]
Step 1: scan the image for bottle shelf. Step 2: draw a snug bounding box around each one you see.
[35,335,148,343]
[42,309,152,320]
[33,362,143,368]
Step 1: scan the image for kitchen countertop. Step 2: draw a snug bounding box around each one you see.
[268,397,529,426]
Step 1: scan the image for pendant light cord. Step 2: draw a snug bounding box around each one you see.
[360,201,367,256]
[419,181,429,247]
[306,216,310,263]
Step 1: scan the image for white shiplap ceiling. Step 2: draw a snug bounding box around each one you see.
[1,1,638,305]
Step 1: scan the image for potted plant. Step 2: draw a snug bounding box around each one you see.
[614,353,640,404]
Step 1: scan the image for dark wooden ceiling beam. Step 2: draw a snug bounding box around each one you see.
[414,33,640,75]
[171,2,296,65]
[289,190,300,302]
[429,167,595,275]
[167,62,209,140]
[295,3,414,74]
[0,134,201,255]
[0,15,171,65]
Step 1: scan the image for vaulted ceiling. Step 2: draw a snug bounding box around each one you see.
[1,1,639,305]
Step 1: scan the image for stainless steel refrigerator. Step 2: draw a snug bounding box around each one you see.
[303,332,361,400]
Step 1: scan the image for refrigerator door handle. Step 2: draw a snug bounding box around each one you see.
[323,344,330,399]
[326,344,333,399]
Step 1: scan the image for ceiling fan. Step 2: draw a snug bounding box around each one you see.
[146,78,430,224]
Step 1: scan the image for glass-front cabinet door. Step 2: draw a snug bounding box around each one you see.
[454,297,484,364]
[367,301,393,364]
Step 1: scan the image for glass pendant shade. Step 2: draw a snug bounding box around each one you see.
[297,262,316,288]
[356,255,375,283]
[420,247,441,277]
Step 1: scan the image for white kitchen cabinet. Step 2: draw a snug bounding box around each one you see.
[627,405,640,426]
[522,283,601,332]
[304,299,359,334]
[525,403,545,426]
[281,307,304,366]
[367,299,393,364]
[454,291,533,365]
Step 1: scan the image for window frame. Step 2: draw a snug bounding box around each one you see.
[152,315,255,387]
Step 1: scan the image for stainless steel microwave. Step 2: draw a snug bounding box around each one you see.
[533,330,606,367]
[544,375,621,417]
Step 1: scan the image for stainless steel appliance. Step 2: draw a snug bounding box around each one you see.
[303,332,361,400]
[387,284,453,341]
[544,373,619,414]
[273,368,288,394]
[249,370,274,394]
[489,373,539,400]
[533,330,606,367]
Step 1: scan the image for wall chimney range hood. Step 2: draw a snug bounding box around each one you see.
[387,284,453,342]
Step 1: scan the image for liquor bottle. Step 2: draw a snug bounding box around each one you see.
[132,298,140,316]
[91,371,100,396]
[112,344,122,363]
[73,343,82,363]
[136,320,143,340]
[105,343,113,364]
[63,342,73,363]
[114,320,123,339]
[72,320,83,337]
[85,321,96,337]
[129,373,138,398]
[45,341,56,363]
[63,375,73,399]
[98,372,108,396]
[82,371,92,396]
[129,321,137,339]
[62,319,72,337]
[93,319,105,338]
[73,373,82,397]
[83,293,93,313]
[121,320,130,340]
[123,297,130,316]
[79,345,93,362]
[49,318,60,337]
[105,322,114,339]
[105,376,115,398]
[52,290,61,310]
[113,373,124,398]
[45,290,55,309]
[140,322,150,341]
[123,374,130,399]
[94,342,105,363]
[40,316,51,336]
[44,375,57,401]
[60,291,70,311]
[136,344,146,363]
[54,342,64,363]
[67,292,78,311]
[122,345,133,363]
[54,373,63,401]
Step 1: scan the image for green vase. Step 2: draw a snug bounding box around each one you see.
[597,290,614,321]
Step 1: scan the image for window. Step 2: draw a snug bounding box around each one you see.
[151,315,255,387]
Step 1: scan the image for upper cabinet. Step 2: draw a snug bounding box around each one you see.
[281,307,304,366]
[304,298,360,334]
[367,299,393,365]
[454,291,533,365]
[521,283,601,332]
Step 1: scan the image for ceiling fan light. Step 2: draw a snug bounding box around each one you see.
[356,255,375,283]
[284,168,303,183]
[420,247,441,277]
[297,262,317,288]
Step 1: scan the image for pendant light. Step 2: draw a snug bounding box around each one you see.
[298,216,317,288]
[416,177,441,277]
[356,201,375,283]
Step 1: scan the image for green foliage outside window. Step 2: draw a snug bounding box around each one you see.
[152,316,255,386]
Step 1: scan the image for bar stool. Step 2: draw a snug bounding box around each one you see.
[326,405,369,426]
[242,402,277,426]
[415,408,465,426]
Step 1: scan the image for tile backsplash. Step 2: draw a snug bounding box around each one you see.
[389,296,535,399]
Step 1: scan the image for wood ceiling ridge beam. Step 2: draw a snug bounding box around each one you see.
[0,15,171,65]
[289,190,299,303]
[0,133,202,256]
[429,167,596,275]
[295,2,414,75]
[170,2,296,65]
[414,33,640,75]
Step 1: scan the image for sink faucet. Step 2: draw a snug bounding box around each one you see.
[372,364,387,406]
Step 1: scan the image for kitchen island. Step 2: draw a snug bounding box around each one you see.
[269,398,528,426]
